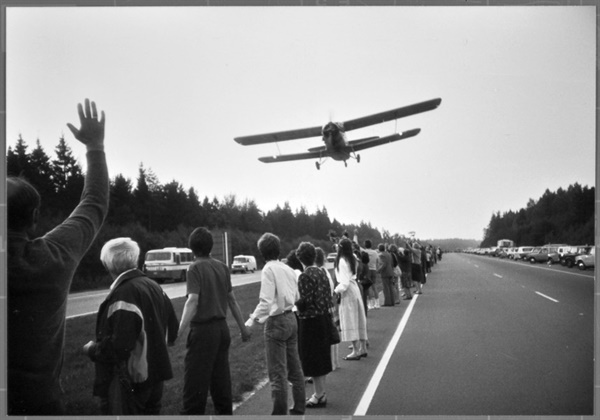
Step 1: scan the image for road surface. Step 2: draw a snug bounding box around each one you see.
[233,253,594,416]
[66,270,262,319]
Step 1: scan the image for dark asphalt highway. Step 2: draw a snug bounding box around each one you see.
[366,253,594,416]
[234,253,594,417]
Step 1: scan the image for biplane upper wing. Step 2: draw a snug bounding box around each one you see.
[349,129,421,152]
[342,98,442,132]
[258,150,325,163]
[235,125,323,146]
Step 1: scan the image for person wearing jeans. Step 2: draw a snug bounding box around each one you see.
[246,233,305,415]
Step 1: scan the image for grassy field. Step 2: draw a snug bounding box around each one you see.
[62,282,267,415]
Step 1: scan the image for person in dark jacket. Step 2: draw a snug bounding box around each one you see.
[7,99,109,415]
[377,244,395,306]
[83,237,179,415]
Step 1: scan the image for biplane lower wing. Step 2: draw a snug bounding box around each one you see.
[349,129,421,152]
[258,150,324,163]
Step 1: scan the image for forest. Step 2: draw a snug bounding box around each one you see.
[480,183,595,248]
[7,136,402,290]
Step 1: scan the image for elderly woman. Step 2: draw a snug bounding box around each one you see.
[334,238,368,360]
[295,242,333,408]
[83,238,179,415]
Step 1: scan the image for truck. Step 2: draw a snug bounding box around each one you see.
[497,239,515,248]
[143,247,194,283]
[231,255,257,274]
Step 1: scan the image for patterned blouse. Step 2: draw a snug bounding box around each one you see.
[297,266,333,319]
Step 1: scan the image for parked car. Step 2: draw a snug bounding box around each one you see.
[575,247,595,270]
[526,247,547,263]
[514,246,535,260]
[527,244,569,264]
[560,245,591,268]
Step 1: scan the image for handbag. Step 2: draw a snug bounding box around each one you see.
[327,310,341,345]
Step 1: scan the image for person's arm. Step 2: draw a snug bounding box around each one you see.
[228,291,252,341]
[179,293,198,335]
[334,259,351,294]
[84,304,142,364]
[164,292,179,345]
[248,267,276,324]
[46,99,109,258]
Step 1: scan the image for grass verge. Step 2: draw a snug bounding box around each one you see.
[61,282,267,415]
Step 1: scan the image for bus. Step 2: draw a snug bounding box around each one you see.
[143,247,194,283]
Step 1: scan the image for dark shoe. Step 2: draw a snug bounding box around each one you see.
[306,393,327,408]
[343,354,362,361]
[359,352,368,358]
[289,408,305,415]
[403,296,412,300]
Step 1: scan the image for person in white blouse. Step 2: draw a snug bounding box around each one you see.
[245,233,305,415]
[334,238,368,360]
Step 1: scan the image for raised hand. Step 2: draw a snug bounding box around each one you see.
[67,98,105,151]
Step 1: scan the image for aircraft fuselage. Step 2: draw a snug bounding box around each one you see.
[322,122,351,161]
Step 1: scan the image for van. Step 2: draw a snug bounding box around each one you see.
[231,255,257,274]
[143,247,194,283]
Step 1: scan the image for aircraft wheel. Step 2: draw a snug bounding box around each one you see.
[344,161,347,167]
[315,162,320,170]
[357,154,361,163]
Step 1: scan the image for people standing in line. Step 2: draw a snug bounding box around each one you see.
[315,247,340,371]
[377,244,396,307]
[295,242,334,408]
[437,247,443,261]
[411,242,424,295]
[335,238,368,361]
[246,233,305,415]
[179,227,251,415]
[420,244,429,286]
[82,238,179,415]
[398,244,414,300]
[362,240,380,310]
[425,245,433,273]
[285,249,304,278]
[7,99,109,415]
[388,244,402,305]
[356,250,372,316]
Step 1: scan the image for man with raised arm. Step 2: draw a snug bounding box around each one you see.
[7,99,109,415]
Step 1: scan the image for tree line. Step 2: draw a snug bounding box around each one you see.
[480,183,594,248]
[8,135,393,291]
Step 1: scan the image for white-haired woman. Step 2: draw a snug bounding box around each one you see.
[82,237,179,415]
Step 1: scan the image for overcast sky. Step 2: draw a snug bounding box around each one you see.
[5,5,596,241]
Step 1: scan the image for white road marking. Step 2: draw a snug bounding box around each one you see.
[354,293,418,416]
[474,265,479,268]
[535,291,559,303]
[67,311,97,319]
[493,273,503,278]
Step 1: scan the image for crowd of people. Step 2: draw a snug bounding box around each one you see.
[6,99,444,416]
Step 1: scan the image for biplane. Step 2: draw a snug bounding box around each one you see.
[234,98,441,170]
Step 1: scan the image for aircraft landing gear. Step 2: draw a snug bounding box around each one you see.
[315,161,321,170]
[344,161,347,167]
[357,154,361,163]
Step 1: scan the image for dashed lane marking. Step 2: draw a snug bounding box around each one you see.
[493,273,503,278]
[535,291,559,303]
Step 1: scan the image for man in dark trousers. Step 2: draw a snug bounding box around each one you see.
[178,227,252,415]
[83,237,179,415]
[7,99,109,415]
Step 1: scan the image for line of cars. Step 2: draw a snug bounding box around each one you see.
[465,244,595,270]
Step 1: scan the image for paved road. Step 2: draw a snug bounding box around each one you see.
[66,270,262,319]
[233,253,594,416]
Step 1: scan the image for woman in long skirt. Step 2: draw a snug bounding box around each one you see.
[296,242,334,408]
[334,238,368,360]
